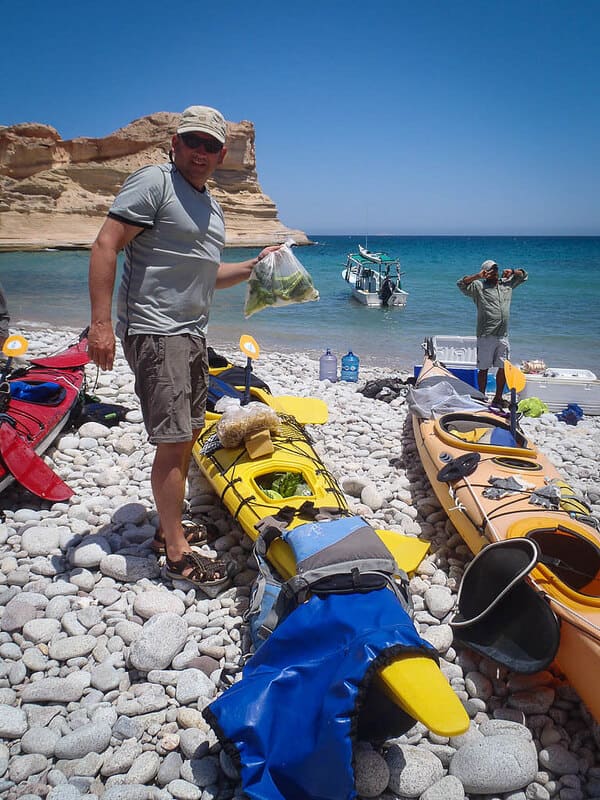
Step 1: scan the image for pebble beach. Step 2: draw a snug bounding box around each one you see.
[1,326,600,800]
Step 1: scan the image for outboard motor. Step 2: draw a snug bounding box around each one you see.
[380,277,395,306]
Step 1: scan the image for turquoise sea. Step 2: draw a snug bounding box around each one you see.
[1,236,599,374]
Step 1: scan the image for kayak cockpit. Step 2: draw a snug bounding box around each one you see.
[531,526,600,599]
[434,412,534,457]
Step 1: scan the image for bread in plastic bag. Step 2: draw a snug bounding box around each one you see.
[216,402,282,448]
[244,239,319,318]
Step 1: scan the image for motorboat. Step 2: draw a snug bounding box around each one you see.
[342,246,408,307]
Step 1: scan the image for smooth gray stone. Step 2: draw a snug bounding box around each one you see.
[54,722,112,760]
[0,642,22,659]
[449,733,538,793]
[22,618,61,643]
[21,673,90,703]
[21,725,60,756]
[8,658,27,685]
[180,756,219,788]
[386,743,444,797]
[90,661,121,692]
[128,613,188,672]
[1,595,39,632]
[0,688,17,705]
[125,751,160,784]
[166,779,202,800]
[0,743,9,778]
[23,704,64,728]
[114,621,143,645]
[49,635,97,661]
[156,752,183,787]
[99,554,160,582]
[55,752,104,778]
[101,740,143,778]
[112,716,145,741]
[70,536,112,568]
[45,596,72,620]
[133,590,185,619]
[46,786,82,800]
[77,607,103,629]
[21,526,61,556]
[175,669,215,706]
[8,753,49,782]
[102,785,168,800]
[538,743,580,775]
[45,580,79,598]
[0,704,28,737]
[354,749,390,798]
[420,775,466,800]
[179,728,210,760]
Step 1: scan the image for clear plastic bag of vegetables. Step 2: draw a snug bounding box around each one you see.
[244,239,319,318]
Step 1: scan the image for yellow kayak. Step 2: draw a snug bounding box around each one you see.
[411,352,600,722]
[193,411,469,736]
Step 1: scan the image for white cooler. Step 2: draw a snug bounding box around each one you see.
[518,369,600,415]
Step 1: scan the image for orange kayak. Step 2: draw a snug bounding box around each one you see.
[411,352,600,722]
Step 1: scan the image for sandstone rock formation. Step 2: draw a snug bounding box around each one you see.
[0,112,308,250]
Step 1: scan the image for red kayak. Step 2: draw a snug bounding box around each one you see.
[0,330,89,501]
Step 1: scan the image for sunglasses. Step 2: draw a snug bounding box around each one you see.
[179,132,223,153]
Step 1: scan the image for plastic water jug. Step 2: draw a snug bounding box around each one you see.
[341,351,359,382]
[319,348,338,381]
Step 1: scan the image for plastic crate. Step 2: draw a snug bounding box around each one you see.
[432,335,477,367]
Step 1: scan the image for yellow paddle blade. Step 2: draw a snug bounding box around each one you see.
[270,395,328,425]
[240,334,260,360]
[504,359,526,393]
[375,530,430,574]
[379,657,469,736]
[2,334,28,358]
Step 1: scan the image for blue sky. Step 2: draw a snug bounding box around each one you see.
[2,0,599,235]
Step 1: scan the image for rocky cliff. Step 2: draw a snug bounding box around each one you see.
[0,112,308,250]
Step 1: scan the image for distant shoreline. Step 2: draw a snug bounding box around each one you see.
[0,240,317,253]
[2,234,599,254]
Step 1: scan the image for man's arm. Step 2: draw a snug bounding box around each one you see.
[501,268,527,286]
[88,217,143,371]
[457,269,485,295]
[215,245,281,289]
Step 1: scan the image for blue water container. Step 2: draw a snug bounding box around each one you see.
[319,348,338,381]
[340,351,360,382]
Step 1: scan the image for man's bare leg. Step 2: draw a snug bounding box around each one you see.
[151,430,203,565]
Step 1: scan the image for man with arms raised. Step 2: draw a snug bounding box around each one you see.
[457,259,527,409]
[88,105,277,588]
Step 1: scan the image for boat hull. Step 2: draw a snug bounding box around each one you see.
[341,269,408,307]
[412,356,600,721]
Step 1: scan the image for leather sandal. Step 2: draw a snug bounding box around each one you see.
[165,550,233,588]
[150,520,219,554]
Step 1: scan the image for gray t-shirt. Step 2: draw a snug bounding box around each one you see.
[109,163,226,340]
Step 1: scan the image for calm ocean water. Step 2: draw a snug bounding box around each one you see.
[1,236,599,373]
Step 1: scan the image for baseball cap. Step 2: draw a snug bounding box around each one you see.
[177,106,227,144]
[481,260,498,271]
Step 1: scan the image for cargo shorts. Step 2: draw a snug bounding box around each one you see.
[122,333,208,444]
[477,335,510,370]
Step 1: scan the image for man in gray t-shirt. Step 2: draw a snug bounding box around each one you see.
[88,105,278,589]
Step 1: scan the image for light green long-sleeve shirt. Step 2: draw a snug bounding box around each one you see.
[457,271,527,337]
[0,281,9,340]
